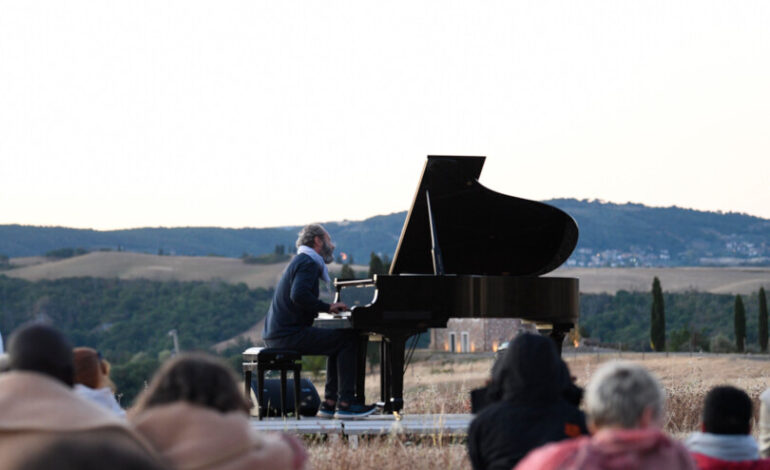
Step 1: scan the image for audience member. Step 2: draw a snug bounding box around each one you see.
[15,436,169,470]
[0,324,155,470]
[129,352,309,470]
[686,385,770,469]
[515,360,697,470]
[467,333,588,470]
[0,354,9,373]
[73,347,125,417]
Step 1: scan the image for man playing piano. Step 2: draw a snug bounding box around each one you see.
[261,224,376,419]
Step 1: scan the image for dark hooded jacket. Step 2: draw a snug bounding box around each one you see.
[467,333,588,470]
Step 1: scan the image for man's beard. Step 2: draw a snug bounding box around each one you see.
[321,240,334,264]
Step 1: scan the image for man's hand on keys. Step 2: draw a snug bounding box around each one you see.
[329,302,348,314]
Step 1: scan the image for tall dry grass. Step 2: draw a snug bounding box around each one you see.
[307,436,469,470]
[306,352,770,467]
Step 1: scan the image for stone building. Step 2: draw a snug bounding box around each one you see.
[430,318,529,353]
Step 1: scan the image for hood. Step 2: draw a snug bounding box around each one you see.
[130,402,266,470]
[574,428,691,470]
[0,371,126,432]
[686,432,760,462]
[489,333,564,404]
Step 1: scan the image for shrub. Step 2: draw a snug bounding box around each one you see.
[710,333,736,353]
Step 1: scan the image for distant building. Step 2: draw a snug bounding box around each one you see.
[430,318,533,353]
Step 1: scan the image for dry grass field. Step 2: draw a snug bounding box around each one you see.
[305,351,770,469]
[5,252,366,289]
[550,266,770,295]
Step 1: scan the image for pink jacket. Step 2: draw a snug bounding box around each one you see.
[515,428,697,470]
[692,453,770,470]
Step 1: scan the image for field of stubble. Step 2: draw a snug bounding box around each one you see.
[306,351,770,470]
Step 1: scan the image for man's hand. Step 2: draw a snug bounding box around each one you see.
[329,302,348,314]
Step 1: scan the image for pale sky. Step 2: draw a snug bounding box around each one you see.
[2,0,769,230]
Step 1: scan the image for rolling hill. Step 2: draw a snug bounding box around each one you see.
[2,251,767,295]
[2,199,770,267]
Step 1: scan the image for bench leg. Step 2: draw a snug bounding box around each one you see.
[293,366,301,420]
[244,369,252,402]
[280,368,287,418]
[257,366,265,420]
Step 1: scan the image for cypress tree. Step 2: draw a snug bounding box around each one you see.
[650,277,666,351]
[759,287,767,352]
[340,263,355,280]
[368,252,386,278]
[734,295,746,353]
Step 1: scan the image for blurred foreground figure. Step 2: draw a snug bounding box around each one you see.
[0,324,154,470]
[15,436,169,470]
[687,386,770,469]
[515,360,697,470]
[129,353,309,470]
[73,347,125,417]
[467,333,588,470]
[758,388,770,458]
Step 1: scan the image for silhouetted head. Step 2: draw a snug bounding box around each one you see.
[702,385,753,435]
[132,352,249,414]
[488,332,564,404]
[7,324,74,387]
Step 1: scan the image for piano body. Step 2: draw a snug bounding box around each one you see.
[314,155,579,413]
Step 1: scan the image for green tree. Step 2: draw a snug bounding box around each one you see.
[368,252,386,278]
[650,277,666,351]
[340,263,355,279]
[734,294,746,353]
[760,287,768,353]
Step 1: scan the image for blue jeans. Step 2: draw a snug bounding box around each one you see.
[265,327,358,403]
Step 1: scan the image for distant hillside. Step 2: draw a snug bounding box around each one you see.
[3,251,367,290]
[2,200,769,266]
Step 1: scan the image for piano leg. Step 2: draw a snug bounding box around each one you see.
[380,339,390,408]
[549,322,573,356]
[355,333,368,405]
[383,333,407,413]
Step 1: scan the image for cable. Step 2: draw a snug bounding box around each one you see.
[403,333,420,375]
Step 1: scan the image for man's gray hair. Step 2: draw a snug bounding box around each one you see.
[296,224,328,249]
[585,361,665,429]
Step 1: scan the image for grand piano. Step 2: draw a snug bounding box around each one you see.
[314,155,579,413]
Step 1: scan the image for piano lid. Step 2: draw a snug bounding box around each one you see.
[389,156,579,277]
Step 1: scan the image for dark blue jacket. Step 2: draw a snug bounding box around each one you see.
[262,254,331,340]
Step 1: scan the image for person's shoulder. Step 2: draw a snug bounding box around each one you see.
[514,437,585,470]
[692,452,770,470]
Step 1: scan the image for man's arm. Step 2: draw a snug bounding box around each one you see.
[289,261,331,313]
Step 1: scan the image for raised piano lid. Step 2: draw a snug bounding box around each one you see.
[389,156,579,277]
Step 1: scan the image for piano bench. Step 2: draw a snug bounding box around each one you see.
[242,347,302,420]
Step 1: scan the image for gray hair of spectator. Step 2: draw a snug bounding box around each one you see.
[296,224,328,249]
[584,361,665,429]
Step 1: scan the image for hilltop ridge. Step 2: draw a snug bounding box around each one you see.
[2,199,769,267]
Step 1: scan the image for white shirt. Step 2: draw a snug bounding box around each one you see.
[74,384,126,418]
